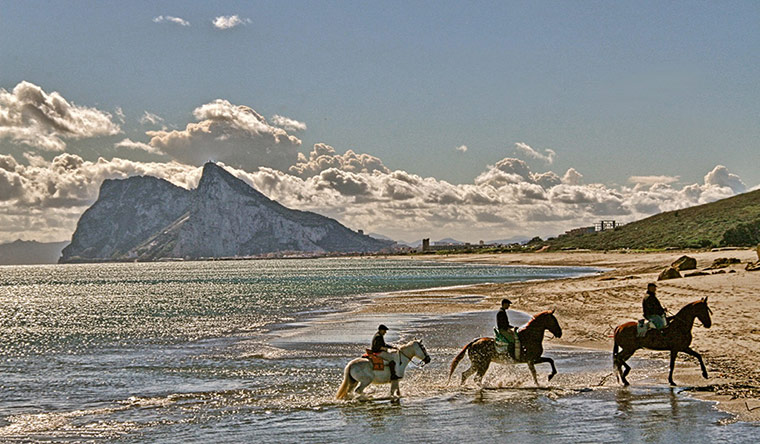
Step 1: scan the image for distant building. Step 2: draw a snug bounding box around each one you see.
[422,238,430,251]
[595,220,617,231]
[564,226,596,237]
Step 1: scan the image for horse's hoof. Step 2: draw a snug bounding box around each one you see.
[702,372,709,379]
[669,381,677,387]
[547,374,555,381]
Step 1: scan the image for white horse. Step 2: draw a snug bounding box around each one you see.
[336,340,431,400]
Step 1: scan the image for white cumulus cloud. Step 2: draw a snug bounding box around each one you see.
[153,15,190,26]
[514,142,556,164]
[140,111,164,126]
[289,143,389,178]
[271,115,307,132]
[0,81,121,151]
[115,138,162,154]
[455,144,468,152]
[145,99,302,171]
[704,165,746,194]
[212,15,251,30]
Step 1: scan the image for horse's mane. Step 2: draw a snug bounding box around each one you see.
[674,299,708,318]
[522,310,554,329]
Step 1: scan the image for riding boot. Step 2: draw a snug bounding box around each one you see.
[514,332,521,361]
[389,360,399,380]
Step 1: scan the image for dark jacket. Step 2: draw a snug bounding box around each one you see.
[643,291,665,318]
[371,331,388,353]
[497,308,512,331]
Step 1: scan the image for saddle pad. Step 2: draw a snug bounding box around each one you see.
[636,319,648,337]
[362,351,384,371]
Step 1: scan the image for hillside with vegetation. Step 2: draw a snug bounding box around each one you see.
[546,188,760,251]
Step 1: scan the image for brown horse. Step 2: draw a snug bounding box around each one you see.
[449,310,563,386]
[613,297,712,386]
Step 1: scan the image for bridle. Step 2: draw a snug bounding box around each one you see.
[399,342,430,368]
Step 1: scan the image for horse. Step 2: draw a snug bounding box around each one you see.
[335,339,431,400]
[613,297,712,386]
[449,310,563,386]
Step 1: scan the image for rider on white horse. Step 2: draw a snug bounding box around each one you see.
[371,324,400,380]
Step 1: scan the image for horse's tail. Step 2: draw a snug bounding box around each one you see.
[448,338,478,383]
[336,363,356,400]
[612,339,620,383]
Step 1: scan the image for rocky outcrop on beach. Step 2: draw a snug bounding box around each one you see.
[60,162,394,262]
[657,266,682,281]
[671,255,697,271]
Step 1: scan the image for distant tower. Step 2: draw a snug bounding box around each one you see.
[422,238,430,252]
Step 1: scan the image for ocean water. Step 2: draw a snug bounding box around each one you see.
[0,258,756,442]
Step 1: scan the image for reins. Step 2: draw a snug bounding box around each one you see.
[398,344,429,368]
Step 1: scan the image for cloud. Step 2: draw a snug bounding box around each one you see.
[114,107,125,124]
[114,138,162,154]
[704,165,746,194]
[289,143,389,178]
[153,15,190,26]
[140,111,164,126]
[455,144,468,153]
[562,168,583,185]
[212,15,251,30]
[1,117,752,245]
[514,142,556,164]
[146,99,302,171]
[271,115,307,132]
[0,81,121,151]
[628,175,680,186]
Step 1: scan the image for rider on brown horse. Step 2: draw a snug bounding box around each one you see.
[643,283,667,333]
[495,298,521,360]
[371,324,400,380]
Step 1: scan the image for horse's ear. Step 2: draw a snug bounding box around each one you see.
[704,296,708,303]
[549,308,556,314]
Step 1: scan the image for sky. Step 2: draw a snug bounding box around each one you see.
[1,1,759,244]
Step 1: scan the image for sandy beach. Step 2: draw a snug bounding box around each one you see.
[360,249,760,421]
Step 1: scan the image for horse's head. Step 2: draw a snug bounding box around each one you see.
[695,297,712,328]
[531,309,563,338]
[411,339,432,364]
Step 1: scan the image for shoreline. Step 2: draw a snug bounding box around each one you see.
[365,249,760,422]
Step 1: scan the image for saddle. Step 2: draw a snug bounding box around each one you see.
[493,328,520,360]
[362,350,384,371]
[636,319,667,338]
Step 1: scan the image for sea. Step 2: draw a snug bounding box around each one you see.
[0,258,757,443]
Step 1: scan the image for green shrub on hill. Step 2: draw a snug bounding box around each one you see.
[547,189,760,250]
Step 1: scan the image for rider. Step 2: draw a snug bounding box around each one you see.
[371,324,400,380]
[496,298,521,360]
[643,283,667,333]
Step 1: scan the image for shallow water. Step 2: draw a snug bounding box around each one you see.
[0,259,756,442]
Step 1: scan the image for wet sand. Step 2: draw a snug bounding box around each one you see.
[363,249,760,421]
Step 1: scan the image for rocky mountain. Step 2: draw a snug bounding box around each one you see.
[0,240,69,265]
[60,163,393,262]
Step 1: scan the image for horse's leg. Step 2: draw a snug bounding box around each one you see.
[475,360,490,387]
[390,380,401,398]
[460,365,476,386]
[668,350,679,386]
[527,362,539,386]
[354,379,372,400]
[683,347,709,379]
[615,348,636,386]
[346,380,358,399]
[534,357,557,381]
